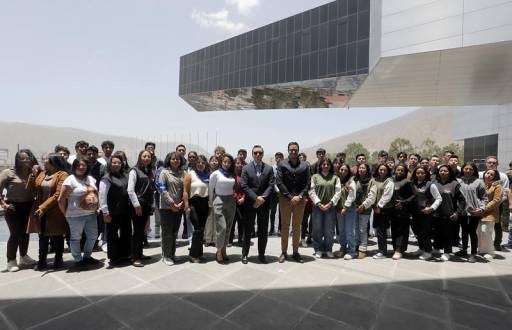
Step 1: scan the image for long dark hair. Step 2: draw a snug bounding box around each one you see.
[461,161,479,179]
[14,149,38,173]
[437,164,456,183]
[373,164,392,179]
[483,169,500,183]
[338,163,352,183]
[112,151,130,171]
[106,154,126,177]
[46,153,69,173]
[355,163,371,182]
[71,156,89,179]
[135,150,153,173]
[411,166,431,186]
[194,155,210,173]
[163,152,184,171]
[220,153,235,176]
[394,163,409,181]
[318,158,334,176]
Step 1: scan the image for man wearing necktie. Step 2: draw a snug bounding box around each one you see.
[240,145,275,264]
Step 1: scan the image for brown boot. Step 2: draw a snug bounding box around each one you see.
[358,251,367,259]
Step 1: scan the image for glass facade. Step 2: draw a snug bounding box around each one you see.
[179,0,370,97]
[464,134,498,170]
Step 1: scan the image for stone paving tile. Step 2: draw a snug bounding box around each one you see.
[294,312,353,330]
[130,298,221,330]
[374,305,451,330]
[32,304,124,330]
[445,279,512,309]
[382,284,450,321]
[2,288,89,329]
[221,267,279,291]
[226,294,303,329]
[70,271,145,302]
[209,319,244,330]
[150,267,217,297]
[310,289,380,329]
[182,281,254,317]
[331,272,389,302]
[448,298,512,330]
[260,277,330,310]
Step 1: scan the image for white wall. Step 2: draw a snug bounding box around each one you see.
[377,0,512,57]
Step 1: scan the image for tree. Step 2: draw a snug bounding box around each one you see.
[419,138,442,159]
[388,138,414,158]
[342,142,370,166]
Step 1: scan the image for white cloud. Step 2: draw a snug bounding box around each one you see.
[226,0,260,16]
[191,9,247,33]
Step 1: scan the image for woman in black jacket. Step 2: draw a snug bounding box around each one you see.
[99,153,131,267]
[390,164,415,260]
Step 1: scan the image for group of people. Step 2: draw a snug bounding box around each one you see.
[1,139,511,272]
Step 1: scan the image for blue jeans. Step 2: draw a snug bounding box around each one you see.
[311,206,336,253]
[337,207,357,256]
[67,213,98,262]
[355,213,371,252]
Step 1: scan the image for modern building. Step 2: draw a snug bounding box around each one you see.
[180,0,512,168]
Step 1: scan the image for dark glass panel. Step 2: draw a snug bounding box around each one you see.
[319,23,328,49]
[310,51,319,80]
[328,20,337,48]
[318,49,327,77]
[327,47,337,75]
[358,0,370,12]
[311,7,320,26]
[348,14,357,43]
[293,56,301,81]
[310,25,320,52]
[320,4,329,22]
[347,42,356,72]
[286,58,293,82]
[348,0,358,14]
[302,10,311,29]
[301,54,310,80]
[357,40,369,70]
[358,10,370,40]
[328,2,337,21]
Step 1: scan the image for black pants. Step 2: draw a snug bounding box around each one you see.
[373,209,391,254]
[106,213,132,261]
[301,208,312,239]
[391,215,410,253]
[412,212,433,253]
[181,213,188,236]
[452,222,461,247]
[494,204,505,247]
[189,196,209,258]
[5,201,32,261]
[229,204,244,244]
[130,205,151,260]
[459,215,479,255]
[39,215,64,264]
[433,216,453,253]
[269,193,280,233]
[242,202,270,257]
[160,209,182,258]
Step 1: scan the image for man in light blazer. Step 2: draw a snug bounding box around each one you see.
[240,145,275,264]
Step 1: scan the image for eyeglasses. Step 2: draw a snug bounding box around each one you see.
[253,151,263,155]
[178,149,185,153]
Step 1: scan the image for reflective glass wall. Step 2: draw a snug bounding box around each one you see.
[179,0,370,96]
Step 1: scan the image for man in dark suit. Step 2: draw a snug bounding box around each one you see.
[240,145,275,264]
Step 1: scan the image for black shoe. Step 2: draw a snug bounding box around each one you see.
[142,238,150,248]
[455,250,468,257]
[140,255,151,260]
[278,253,287,263]
[495,245,502,251]
[258,255,267,264]
[242,255,248,264]
[53,259,64,270]
[306,238,312,245]
[277,231,281,237]
[269,231,275,236]
[34,262,48,271]
[82,256,100,265]
[292,253,304,263]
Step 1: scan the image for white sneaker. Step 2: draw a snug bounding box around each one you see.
[101,244,108,252]
[344,254,353,260]
[373,252,386,259]
[300,239,308,248]
[411,249,423,257]
[19,255,36,267]
[325,251,335,259]
[392,252,402,260]
[162,257,175,266]
[419,252,432,260]
[313,252,323,259]
[483,254,494,260]
[440,253,450,262]
[7,260,19,272]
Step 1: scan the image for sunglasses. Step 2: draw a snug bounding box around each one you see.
[253,151,263,155]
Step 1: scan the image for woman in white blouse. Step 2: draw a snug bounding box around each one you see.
[209,154,236,263]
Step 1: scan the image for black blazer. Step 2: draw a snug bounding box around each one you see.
[241,162,275,204]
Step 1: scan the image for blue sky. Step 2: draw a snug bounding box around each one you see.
[0,0,414,154]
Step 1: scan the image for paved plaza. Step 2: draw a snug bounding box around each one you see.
[1,229,512,330]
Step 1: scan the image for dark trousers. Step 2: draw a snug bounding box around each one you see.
[181,213,188,236]
[229,204,244,243]
[189,196,209,258]
[242,202,270,257]
[412,213,433,253]
[106,213,132,261]
[39,216,64,264]
[459,215,479,255]
[452,222,461,247]
[433,216,453,253]
[494,204,505,247]
[373,209,391,254]
[301,208,313,239]
[160,209,183,258]
[5,201,32,261]
[130,205,151,260]
[269,193,280,233]
[391,215,410,253]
